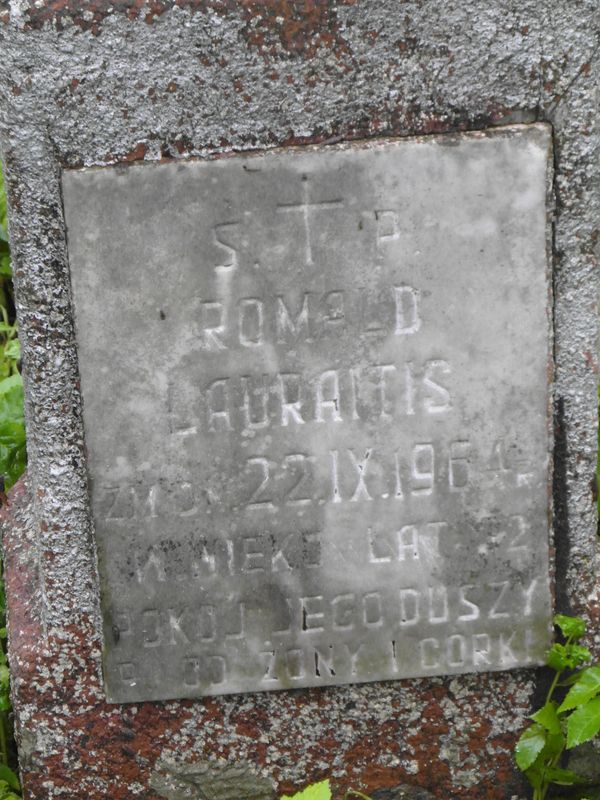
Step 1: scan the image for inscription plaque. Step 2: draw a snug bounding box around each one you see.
[63,125,553,702]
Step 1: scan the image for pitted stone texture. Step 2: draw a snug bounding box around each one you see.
[372,787,438,800]
[149,760,275,800]
[63,127,553,702]
[0,1,598,799]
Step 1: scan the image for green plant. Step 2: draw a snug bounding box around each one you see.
[281,781,372,800]
[0,163,22,799]
[0,167,10,298]
[0,165,24,492]
[0,777,20,800]
[515,615,600,800]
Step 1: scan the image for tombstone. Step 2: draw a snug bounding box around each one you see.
[0,3,598,799]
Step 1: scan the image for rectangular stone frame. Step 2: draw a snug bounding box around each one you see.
[0,3,598,799]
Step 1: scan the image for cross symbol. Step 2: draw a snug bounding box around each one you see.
[277,178,343,265]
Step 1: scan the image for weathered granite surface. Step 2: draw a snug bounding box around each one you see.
[0,1,598,798]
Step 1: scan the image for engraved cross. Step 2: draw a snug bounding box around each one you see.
[277,178,343,266]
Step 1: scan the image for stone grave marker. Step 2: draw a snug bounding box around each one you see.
[0,2,597,799]
[62,128,553,703]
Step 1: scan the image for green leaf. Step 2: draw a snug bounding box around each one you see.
[0,788,21,800]
[4,442,26,489]
[524,763,544,792]
[4,339,19,362]
[281,780,331,800]
[549,644,571,671]
[561,670,588,687]
[515,723,548,771]
[569,646,593,668]
[0,372,21,394]
[0,372,26,488]
[0,765,20,791]
[548,643,592,672]
[555,615,587,641]
[0,374,23,418]
[542,766,588,786]
[532,702,562,734]
[541,730,566,760]
[567,696,600,748]
[0,421,25,447]
[559,666,600,712]
[0,163,7,227]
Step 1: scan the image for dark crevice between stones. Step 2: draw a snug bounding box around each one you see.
[553,394,572,616]
[528,395,572,717]
[551,113,571,620]
[528,118,572,715]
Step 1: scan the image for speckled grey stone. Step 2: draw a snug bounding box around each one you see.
[0,1,597,798]
[372,786,438,800]
[62,126,554,702]
[149,759,275,800]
